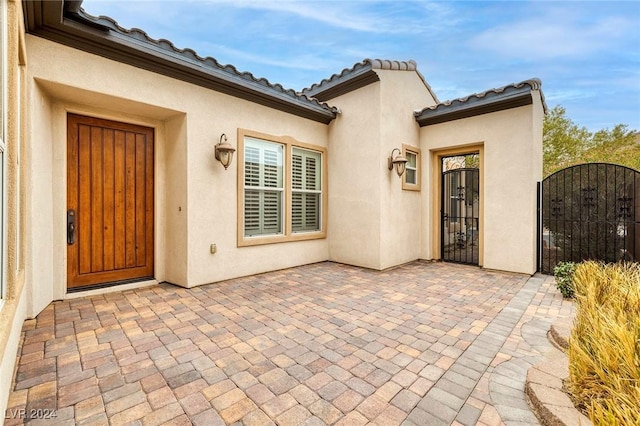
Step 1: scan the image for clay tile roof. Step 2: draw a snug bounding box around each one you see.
[302,59,438,103]
[414,78,547,126]
[24,0,338,124]
[77,9,339,116]
[367,59,417,71]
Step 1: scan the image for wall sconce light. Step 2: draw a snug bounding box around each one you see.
[215,133,236,170]
[388,148,408,177]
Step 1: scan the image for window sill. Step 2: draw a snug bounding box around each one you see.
[238,230,326,247]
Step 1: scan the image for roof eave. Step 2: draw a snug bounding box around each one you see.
[302,65,380,102]
[23,0,337,124]
[302,59,439,103]
[415,88,534,127]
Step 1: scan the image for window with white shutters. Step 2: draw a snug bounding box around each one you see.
[292,148,321,233]
[243,138,284,237]
[238,130,326,246]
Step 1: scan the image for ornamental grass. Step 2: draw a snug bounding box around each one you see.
[567,261,640,425]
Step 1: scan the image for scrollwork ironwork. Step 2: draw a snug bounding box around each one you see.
[618,196,632,219]
[443,154,479,172]
[582,186,596,207]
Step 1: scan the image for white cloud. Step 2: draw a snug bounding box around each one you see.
[197,41,343,72]
[231,1,385,33]
[470,12,634,60]
[216,0,454,35]
[544,89,594,103]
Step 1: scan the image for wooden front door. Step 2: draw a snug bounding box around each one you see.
[67,114,154,290]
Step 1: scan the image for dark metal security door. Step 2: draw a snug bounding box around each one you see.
[540,163,639,274]
[441,163,480,265]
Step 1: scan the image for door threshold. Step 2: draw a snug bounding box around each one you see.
[65,278,158,299]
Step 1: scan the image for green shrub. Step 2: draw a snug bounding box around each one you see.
[567,261,640,425]
[554,261,577,298]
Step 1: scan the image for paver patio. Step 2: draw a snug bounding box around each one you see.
[5,261,573,425]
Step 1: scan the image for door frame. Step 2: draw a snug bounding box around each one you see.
[431,144,484,266]
[51,104,165,298]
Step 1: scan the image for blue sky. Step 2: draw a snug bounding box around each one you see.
[82,0,639,132]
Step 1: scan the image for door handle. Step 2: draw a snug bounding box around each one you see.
[67,209,76,245]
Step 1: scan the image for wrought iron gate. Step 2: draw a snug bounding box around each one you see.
[539,163,640,274]
[442,160,480,265]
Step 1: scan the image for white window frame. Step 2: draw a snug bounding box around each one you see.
[237,129,326,247]
[402,144,421,191]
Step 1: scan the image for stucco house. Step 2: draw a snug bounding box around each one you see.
[0,0,545,415]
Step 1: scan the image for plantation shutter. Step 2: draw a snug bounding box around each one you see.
[244,138,283,236]
[244,145,261,235]
[292,152,304,231]
[292,148,321,232]
[262,147,281,234]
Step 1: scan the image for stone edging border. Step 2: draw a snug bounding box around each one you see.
[548,322,570,351]
[524,319,593,426]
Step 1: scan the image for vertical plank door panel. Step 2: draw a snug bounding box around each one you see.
[90,126,104,272]
[145,135,154,269]
[135,133,146,267]
[124,132,136,269]
[103,129,115,271]
[114,130,126,270]
[78,124,92,275]
[67,119,79,281]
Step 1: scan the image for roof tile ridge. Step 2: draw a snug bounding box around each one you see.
[365,58,417,71]
[302,58,421,94]
[297,92,341,112]
[420,78,543,113]
[302,60,371,93]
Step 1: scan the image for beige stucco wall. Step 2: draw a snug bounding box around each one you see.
[25,82,55,314]
[164,115,188,285]
[327,69,436,270]
[327,83,382,268]
[377,69,436,269]
[420,100,543,274]
[24,34,331,304]
[0,0,29,419]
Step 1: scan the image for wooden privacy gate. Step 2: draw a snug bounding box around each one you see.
[538,163,640,274]
[67,114,154,290]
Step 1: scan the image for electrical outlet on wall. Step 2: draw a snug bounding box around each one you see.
[210,244,217,254]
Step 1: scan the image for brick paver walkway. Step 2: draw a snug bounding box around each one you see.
[5,261,573,425]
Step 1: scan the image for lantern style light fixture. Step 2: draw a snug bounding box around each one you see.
[388,148,408,177]
[215,133,236,170]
